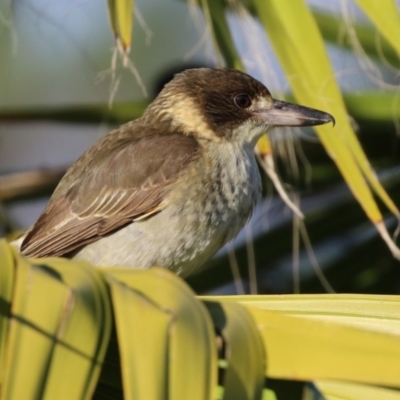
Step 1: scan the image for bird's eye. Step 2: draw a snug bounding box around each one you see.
[234,94,252,109]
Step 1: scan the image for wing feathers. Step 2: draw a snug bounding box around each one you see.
[21,133,199,258]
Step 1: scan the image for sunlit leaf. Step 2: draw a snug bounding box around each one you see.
[203,294,400,386]
[107,0,133,52]
[106,274,171,400]
[40,258,112,399]
[0,241,14,381]
[355,0,400,56]
[250,0,400,257]
[204,301,265,400]
[0,246,111,400]
[312,380,400,400]
[106,268,218,400]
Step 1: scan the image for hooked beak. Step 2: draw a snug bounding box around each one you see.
[255,99,335,127]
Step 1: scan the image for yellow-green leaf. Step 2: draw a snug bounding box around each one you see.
[40,258,112,399]
[355,0,400,56]
[262,389,278,400]
[0,242,111,400]
[204,301,265,400]
[106,268,218,400]
[2,256,71,400]
[204,294,400,387]
[314,380,400,400]
[0,241,15,385]
[106,274,171,400]
[251,0,400,256]
[107,0,133,52]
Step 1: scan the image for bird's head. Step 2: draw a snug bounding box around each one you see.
[148,68,334,146]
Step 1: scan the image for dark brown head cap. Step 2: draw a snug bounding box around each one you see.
[147,68,273,138]
[173,68,271,130]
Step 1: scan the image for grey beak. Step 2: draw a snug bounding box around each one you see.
[258,99,335,127]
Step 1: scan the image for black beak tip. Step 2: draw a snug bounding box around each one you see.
[325,113,335,127]
[309,111,335,127]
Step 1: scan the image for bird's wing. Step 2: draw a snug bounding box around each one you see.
[21,133,199,258]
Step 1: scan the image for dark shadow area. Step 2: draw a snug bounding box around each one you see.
[267,378,308,400]
[93,327,124,400]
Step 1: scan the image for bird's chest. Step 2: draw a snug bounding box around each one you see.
[170,144,261,254]
[197,147,261,228]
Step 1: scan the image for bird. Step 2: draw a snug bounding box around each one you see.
[14,68,334,277]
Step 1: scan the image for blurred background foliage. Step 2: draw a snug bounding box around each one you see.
[1,0,400,297]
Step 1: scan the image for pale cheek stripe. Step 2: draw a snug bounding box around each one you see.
[157,95,220,141]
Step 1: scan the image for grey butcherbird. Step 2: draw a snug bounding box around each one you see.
[15,68,334,277]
